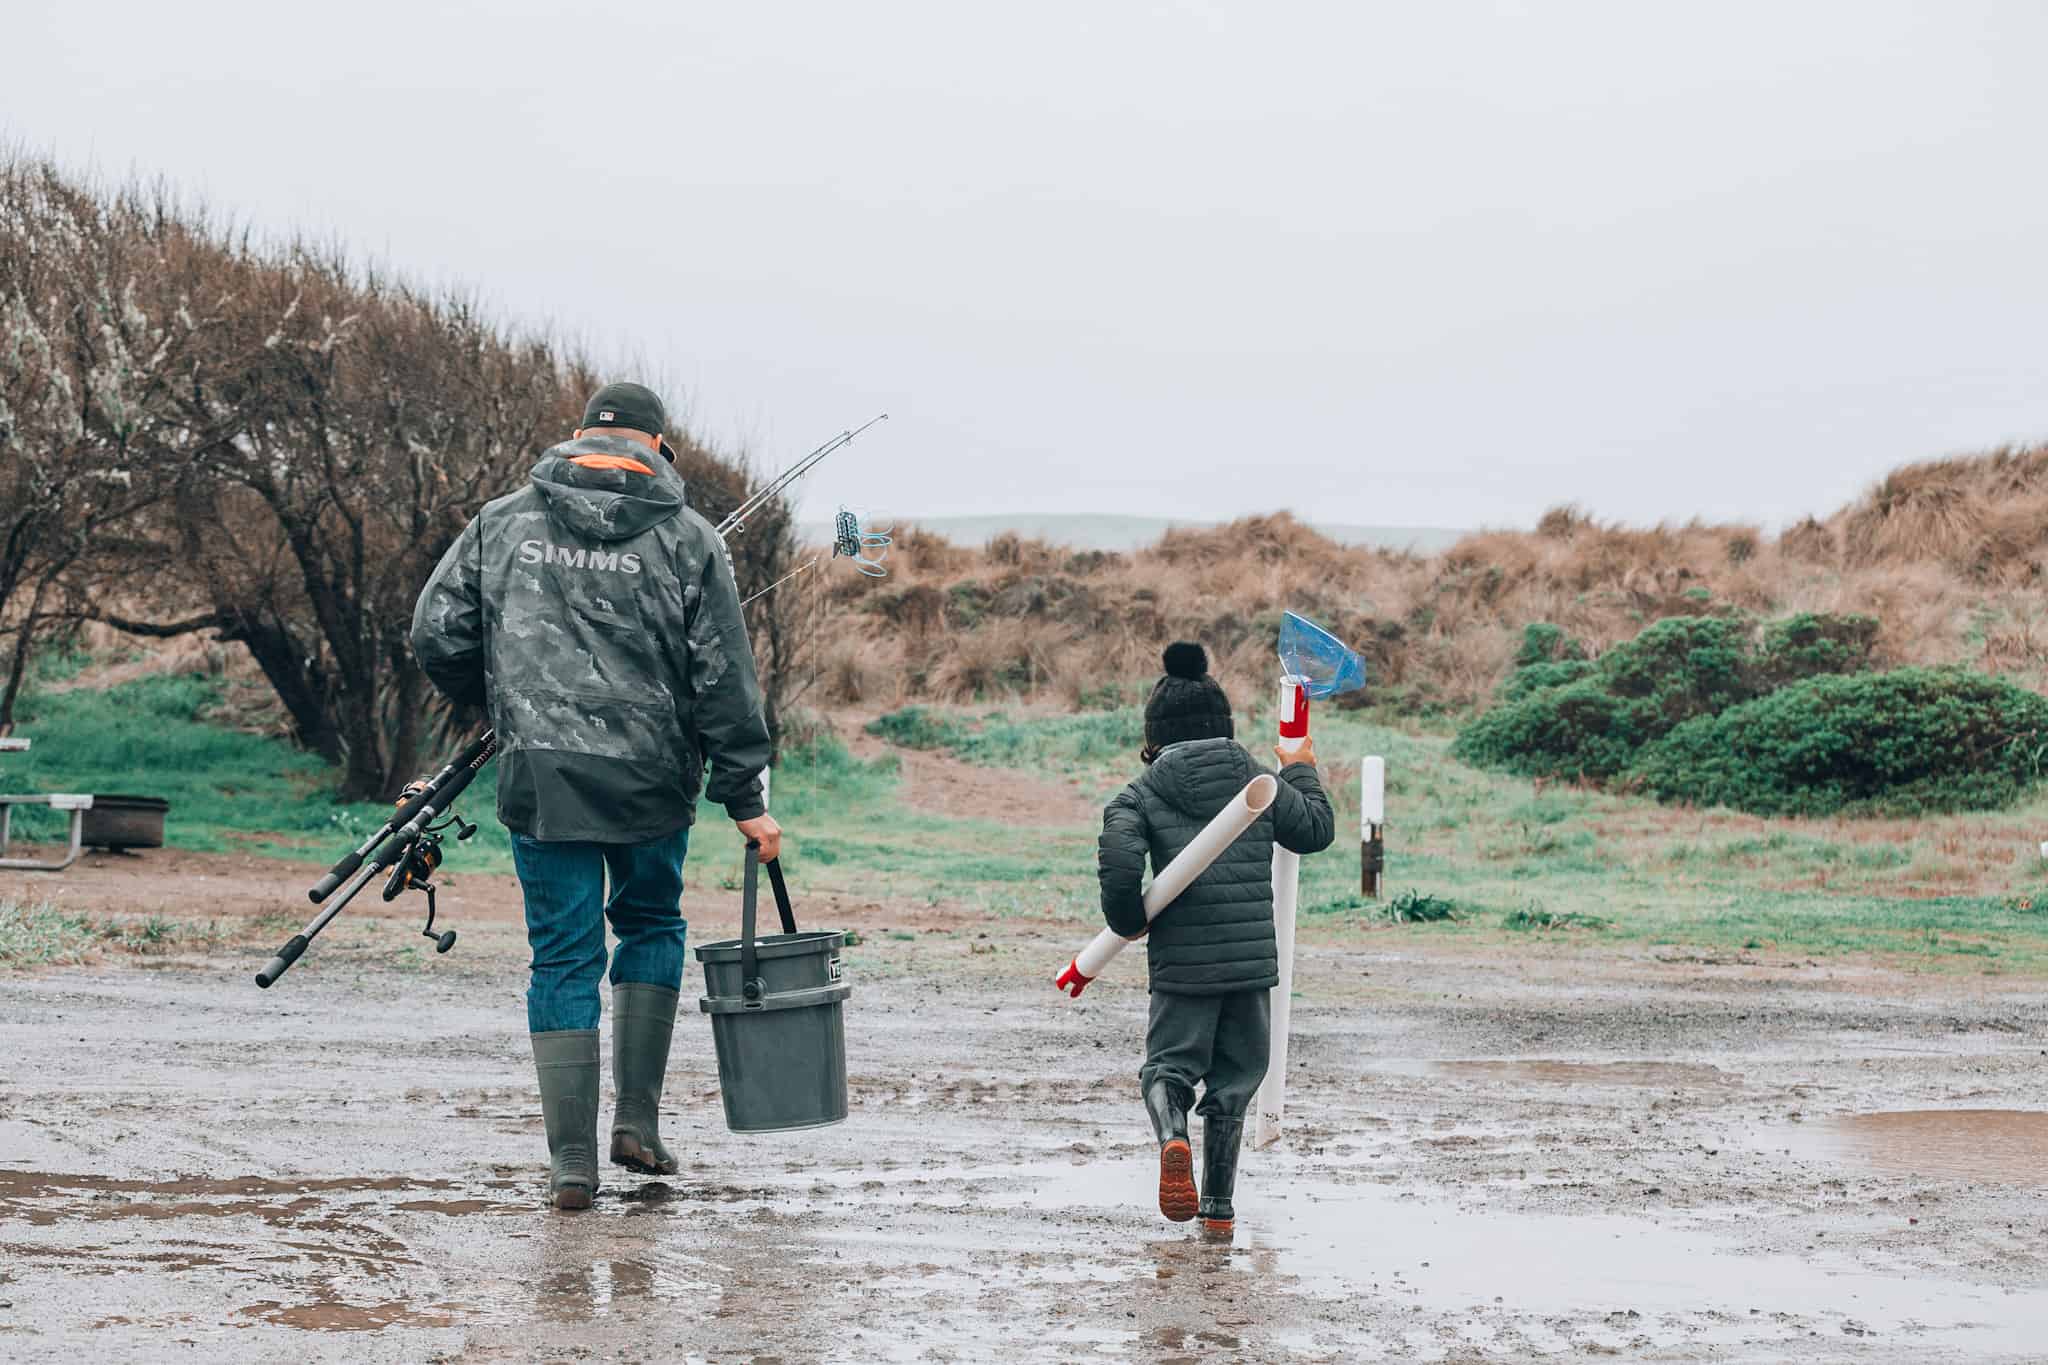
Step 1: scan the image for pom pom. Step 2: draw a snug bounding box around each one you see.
[1162,641,1208,680]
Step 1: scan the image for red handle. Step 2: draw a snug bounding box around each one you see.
[1279,681,1309,741]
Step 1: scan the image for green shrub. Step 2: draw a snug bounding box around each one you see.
[1754,612,1881,690]
[1459,613,1883,782]
[1381,890,1462,923]
[1453,678,1659,779]
[1593,615,1753,713]
[1514,622,1585,668]
[1496,657,1595,704]
[1634,668,2048,816]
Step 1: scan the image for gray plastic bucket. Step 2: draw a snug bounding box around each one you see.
[695,853,851,1132]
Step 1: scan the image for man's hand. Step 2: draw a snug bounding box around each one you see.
[736,813,783,863]
[1275,737,1318,768]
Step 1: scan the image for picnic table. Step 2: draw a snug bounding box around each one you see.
[0,736,94,872]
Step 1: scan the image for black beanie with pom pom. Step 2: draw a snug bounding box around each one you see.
[1143,642,1235,751]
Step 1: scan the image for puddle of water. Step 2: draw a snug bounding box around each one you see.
[238,1298,460,1332]
[813,1148,2048,1353]
[918,1154,2046,1355]
[1374,1059,1738,1089]
[1237,1181,2048,1352]
[0,1169,453,1199]
[1773,1109,2048,1187]
[392,1198,518,1216]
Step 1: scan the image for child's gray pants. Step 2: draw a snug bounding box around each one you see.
[1139,988,1271,1118]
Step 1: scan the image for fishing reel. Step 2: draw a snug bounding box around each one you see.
[380,782,477,953]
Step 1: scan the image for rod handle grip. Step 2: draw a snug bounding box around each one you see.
[309,856,361,904]
[255,934,309,989]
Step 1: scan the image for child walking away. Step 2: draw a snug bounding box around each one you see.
[1098,643,1335,1235]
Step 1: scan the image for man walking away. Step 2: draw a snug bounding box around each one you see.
[411,382,782,1210]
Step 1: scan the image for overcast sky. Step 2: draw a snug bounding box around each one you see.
[7,1,2045,530]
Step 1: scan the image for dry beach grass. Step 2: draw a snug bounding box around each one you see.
[808,443,2048,717]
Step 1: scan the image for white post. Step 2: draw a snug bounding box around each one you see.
[1255,676,1309,1149]
[1361,756,1385,899]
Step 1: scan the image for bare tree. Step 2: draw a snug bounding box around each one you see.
[5,153,806,793]
[0,157,232,730]
[154,253,584,797]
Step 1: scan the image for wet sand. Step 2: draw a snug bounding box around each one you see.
[2,886,2045,1362]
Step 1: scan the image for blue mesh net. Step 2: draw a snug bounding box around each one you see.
[1279,611,1367,699]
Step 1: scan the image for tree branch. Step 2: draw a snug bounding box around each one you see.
[75,609,227,638]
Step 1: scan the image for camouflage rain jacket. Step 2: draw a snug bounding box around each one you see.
[1098,737,1335,995]
[410,434,771,843]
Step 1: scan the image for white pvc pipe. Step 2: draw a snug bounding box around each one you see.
[1257,848,1299,1148]
[1055,774,1279,997]
[1256,675,1310,1149]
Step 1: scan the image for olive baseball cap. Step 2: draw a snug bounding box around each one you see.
[581,382,677,462]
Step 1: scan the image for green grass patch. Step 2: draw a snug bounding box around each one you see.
[0,898,224,967]
[1503,906,1613,932]
[865,704,1142,777]
[0,673,381,857]
[0,898,97,966]
[14,667,2048,976]
[864,706,967,751]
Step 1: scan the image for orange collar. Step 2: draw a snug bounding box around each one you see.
[568,453,655,476]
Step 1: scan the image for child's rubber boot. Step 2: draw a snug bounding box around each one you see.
[1144,1079,1198,1222]
[610,983,681,1175]
[1199,1116,1244,1238]
[532,1029,601,1210]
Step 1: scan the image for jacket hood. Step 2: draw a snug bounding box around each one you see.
[1141,736,1255,820]
[529,434,686,542]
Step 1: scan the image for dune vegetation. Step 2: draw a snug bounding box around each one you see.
[807,445,2048,729]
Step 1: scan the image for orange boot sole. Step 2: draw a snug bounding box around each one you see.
[1158,1139,1198,1222]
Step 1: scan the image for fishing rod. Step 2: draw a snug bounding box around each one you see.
[255,415,885,990]
[256,730,497,988]
[717,414,888,539]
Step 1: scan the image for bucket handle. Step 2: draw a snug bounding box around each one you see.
[740,842,800,1007]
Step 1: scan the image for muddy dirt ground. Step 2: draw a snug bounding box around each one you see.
[3,850,2047,1363]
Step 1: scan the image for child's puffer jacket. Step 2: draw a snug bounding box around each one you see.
[1097,736,1335,995]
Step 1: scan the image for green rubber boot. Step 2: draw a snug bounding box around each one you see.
[610,983,680,1175]
[532,1029,601,1210]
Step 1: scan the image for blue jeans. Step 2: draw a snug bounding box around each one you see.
[512,827,691,1033]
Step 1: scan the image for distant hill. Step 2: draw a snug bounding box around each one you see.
[800,513,1470,554]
